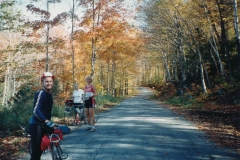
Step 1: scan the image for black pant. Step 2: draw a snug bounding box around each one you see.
[29,123,54,160]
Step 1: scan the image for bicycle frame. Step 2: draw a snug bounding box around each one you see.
[64,100,86,126]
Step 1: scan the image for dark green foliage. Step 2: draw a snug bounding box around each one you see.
[0,84,35,131]
[52,80,61,96]
[0,79,66,131]
[166,96,200,109]
[52,104,65,118]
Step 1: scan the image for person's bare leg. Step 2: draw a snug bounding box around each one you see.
[90,108,95,126]
[90,108,95,131]
[86,108,90,125]
[75,112,79,125]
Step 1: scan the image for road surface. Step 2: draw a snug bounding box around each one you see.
[19,87,240,160]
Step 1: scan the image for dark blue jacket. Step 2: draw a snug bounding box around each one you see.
[31,89,53,124]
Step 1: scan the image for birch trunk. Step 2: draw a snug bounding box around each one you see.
[210,47,220,74]
[45,1,50,71]
[125,72,128,95]
[71,0,76,82]
[179,46,186,82]
[175,13,186,82]
[2,74,8,105]
[91,0,99,77]
[202,1,227,80]
[233,0,240,78]
[209,37,227,79]
[161,50,171,82]
[197,48,207,95]
[107,62,110,95]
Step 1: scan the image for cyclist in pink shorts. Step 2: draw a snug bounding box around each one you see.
[84,76,97,132]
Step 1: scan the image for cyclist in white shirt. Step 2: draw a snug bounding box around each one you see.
[72,83,86,125]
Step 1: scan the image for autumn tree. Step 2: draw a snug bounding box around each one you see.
[76,0,134,77]
[142,0,240,96]
[0,0,26,105]
[26,0,68,71]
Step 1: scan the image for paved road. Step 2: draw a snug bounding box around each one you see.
[20,87,240,160]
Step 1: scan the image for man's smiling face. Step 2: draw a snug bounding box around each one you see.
[43,77,53,90]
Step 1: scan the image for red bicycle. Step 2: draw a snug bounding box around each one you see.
[64,99,99,126]
[17,122,68,160]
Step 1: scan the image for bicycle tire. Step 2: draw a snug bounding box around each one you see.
[78,107,86,122]
[64,107,75,126]
[28,140,32,156]
[50,143,63,160]
[16,122,26,130]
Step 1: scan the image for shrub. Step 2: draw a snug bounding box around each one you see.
[166,96,198,109]
[52,104,65,118]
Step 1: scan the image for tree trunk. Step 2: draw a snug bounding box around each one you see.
[179,46,186,82]
[197,48,208,95]
[202,1,227,80]
[161,51,171,81]
[203,60,211,89]
[107,62,110,95]
[100,62,104,87]
[216,0,232,79]
[71,0,76,82]
[173,54,178,81]
[125,72,128,95]
[2,74,8,105]
[233,0,240,80]
[91,0,96,77]
[46,1,50,71]
[111,51,116,97]
[209,37,227,80]
[210,47,220,75]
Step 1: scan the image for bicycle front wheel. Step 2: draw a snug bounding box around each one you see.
[64,107,75,126]
[50,143,63,160]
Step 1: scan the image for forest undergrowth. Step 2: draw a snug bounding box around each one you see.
[150,83,240,154]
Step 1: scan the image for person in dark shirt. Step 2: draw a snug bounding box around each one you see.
[28,72,56,160]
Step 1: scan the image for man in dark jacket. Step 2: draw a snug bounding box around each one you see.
[28,72,55,160]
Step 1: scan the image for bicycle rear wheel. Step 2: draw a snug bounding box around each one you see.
[64,107,75,126]
[29,140,32,156]
[50,143,63,160]
[16,122,26,130]
[16,122,30,136]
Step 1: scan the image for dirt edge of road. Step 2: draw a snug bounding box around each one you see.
[156,101,240,154]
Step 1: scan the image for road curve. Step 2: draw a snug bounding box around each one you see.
[20,87,240,160]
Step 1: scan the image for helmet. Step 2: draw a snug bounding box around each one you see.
[41,72,55,82]
[74,83,78,87]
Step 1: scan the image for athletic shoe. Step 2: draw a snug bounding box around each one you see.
[90,127,95,132]
[85,126,91,131]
